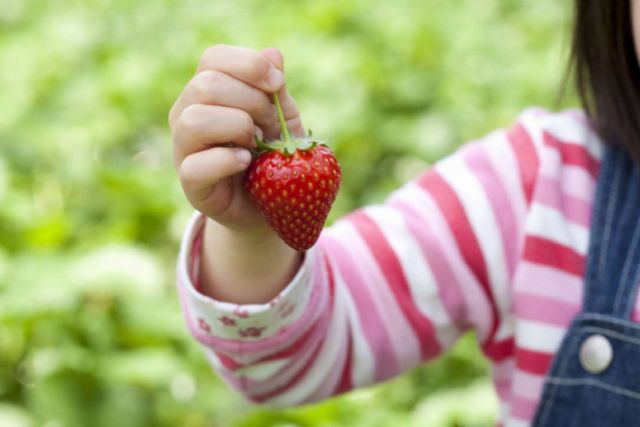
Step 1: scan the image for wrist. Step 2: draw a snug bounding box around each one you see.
[209,217,281,250]
[199,217,303,304]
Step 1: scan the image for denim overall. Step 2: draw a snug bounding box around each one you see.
[532,145,640,426]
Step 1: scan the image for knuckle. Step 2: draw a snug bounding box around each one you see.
[191,70,220,99]
[199,44,227,68]
[179,104,204,134]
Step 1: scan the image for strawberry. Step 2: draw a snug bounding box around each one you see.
[245,93,341,251]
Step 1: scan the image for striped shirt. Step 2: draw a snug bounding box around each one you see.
[177,107,626,427]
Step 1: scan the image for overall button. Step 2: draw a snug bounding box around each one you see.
[579,334,613,374]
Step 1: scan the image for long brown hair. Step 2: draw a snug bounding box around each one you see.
[572,0,640,161]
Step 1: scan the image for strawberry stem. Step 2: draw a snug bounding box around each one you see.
[273,93,291,144]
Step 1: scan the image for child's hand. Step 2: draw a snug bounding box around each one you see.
[169,45,305,232]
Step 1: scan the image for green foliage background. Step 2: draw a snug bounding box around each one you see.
[0,0,573,426]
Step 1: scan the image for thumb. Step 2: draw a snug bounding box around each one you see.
[259,47,304,139]
[260,47,284,72]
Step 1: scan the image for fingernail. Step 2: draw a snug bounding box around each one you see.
[267,67,284,89]
[235,148,252,166]
[254,127,264,142]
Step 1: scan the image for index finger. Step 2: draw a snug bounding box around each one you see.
[198,44,285,94]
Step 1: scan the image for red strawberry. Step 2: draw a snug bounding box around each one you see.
[245,94,341,251]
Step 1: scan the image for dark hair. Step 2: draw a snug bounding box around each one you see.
[572,0,640,162]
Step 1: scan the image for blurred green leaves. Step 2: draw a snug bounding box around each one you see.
[1,0,572,426]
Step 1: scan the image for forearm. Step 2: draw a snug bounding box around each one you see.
[199,217,303,304]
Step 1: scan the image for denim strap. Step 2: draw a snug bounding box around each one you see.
[583,145,640,318]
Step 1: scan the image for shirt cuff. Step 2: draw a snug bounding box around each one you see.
[176,212,321,348]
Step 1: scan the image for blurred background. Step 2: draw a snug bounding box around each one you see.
[0,0,574,426]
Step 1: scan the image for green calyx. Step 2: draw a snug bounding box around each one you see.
[254,129,324,156]
[252,93,325,156]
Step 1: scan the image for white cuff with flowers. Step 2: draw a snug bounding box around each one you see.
[176,212,320,343]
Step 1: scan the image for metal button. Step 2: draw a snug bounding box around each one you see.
[579,334,613,374]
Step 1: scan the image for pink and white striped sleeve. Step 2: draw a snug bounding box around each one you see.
[177,108,546,407]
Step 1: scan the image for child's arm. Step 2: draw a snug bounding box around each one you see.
[169,45,303,304]
[173,45,547,406]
